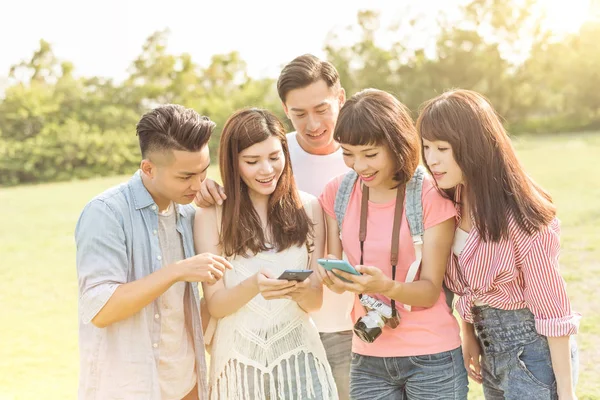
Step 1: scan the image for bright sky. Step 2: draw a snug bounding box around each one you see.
[0,0,592,84]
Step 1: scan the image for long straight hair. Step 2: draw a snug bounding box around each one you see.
[219,108,313,257]
[417,89,555,241]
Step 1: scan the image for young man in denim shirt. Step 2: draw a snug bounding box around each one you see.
[75,104,232,399]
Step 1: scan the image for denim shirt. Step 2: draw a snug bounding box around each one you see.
[75,171,207,399]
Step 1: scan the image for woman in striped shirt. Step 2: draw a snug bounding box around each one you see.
[417,89,580,400]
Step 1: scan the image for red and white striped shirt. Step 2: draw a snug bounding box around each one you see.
[445,186,581,337]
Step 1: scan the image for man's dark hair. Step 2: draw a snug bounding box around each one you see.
[277,54,341,103]
[136,104,215,158]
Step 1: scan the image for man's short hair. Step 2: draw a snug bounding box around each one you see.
[136,104,215,158]
[277,54,341,103]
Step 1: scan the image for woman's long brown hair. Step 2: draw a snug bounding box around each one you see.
[219,108,313,257]
[417,89,556,242]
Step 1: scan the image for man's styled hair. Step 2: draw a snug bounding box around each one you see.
[136,104,215,158]
[277,54,341,103]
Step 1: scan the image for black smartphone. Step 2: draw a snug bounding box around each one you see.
[277,269,314,282]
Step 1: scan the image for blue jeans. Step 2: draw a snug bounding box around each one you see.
[473,306,579,400]
[349,347,468,400]
[320,330,353,400]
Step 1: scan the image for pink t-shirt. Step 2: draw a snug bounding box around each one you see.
[319,173,461,357]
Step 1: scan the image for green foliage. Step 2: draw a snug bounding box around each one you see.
[2,1,600,185]
[324,1,600,131]
[0,120,140,185]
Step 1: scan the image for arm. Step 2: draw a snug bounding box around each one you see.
[319,213,348,294]
[77,201,229,328]
[195,206,296,318]
[521,222,579,398]
[92,267,181,328]
[548,337,576,399]
[195,206,257,318]
[461,319,483,384]
[289,198,325,313]
[381,217,455,307]
[330,217,455,308]
[324,212,343,260]
[95,255,230,328]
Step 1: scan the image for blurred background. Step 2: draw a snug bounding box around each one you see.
[1,0,599,398]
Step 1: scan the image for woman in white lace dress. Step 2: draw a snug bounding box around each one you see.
[194,108,338,400]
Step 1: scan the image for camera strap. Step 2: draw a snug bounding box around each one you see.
[359,183,405,320]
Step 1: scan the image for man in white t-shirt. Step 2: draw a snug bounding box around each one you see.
[196,55,354,399]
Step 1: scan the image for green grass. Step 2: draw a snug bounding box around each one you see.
[1,135,598,400]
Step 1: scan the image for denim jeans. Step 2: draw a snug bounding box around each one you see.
[349,347,468,400]
[320,330,353,400]
[472,306,579,400]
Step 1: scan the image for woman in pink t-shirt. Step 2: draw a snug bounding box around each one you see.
[418,89,579,400]
[318,89,468,399]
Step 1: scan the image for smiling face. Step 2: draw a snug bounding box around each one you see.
[341,143,397,190]
[238,135,285,200]
[422,138,464,189]
[283,79,345,155]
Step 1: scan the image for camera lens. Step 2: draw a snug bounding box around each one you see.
[353,320,382,343]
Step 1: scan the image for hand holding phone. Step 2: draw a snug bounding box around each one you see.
[277,269,314,282]
[317,259,361,283]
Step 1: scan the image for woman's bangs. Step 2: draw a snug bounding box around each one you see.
[334,109,383,147]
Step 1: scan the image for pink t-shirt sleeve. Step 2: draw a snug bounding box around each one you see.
[318,174,345,219]
[421,176,457,230]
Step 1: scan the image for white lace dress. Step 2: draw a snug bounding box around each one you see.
[208,196,338,400]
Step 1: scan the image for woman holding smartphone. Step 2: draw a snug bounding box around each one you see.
[195,108,337,399]
[318,89,468,399]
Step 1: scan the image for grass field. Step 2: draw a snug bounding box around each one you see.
[1,133,599,399]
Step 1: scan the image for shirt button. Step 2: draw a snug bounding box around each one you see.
[151,205,157,211]
[154,314,160,319]
[153,230,157,235]
[157,255,162,261]
[153,343,158,348]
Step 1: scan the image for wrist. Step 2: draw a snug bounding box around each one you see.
[381,279,397,297]
[165,262,183,283]
[245,272,260,293]
[558,391,576,400]
[461,321,477,338]
[557,386,576,397]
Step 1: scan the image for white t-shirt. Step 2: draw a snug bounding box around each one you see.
[287,132,355,333]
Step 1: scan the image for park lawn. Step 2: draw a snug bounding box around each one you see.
[1,134,598,399]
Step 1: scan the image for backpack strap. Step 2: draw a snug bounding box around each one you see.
[334,171,359,236]
[403,165,454,311]
[402,165,426,311]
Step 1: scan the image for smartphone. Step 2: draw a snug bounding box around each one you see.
[277,269,314,282]
[317,259,361,283]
